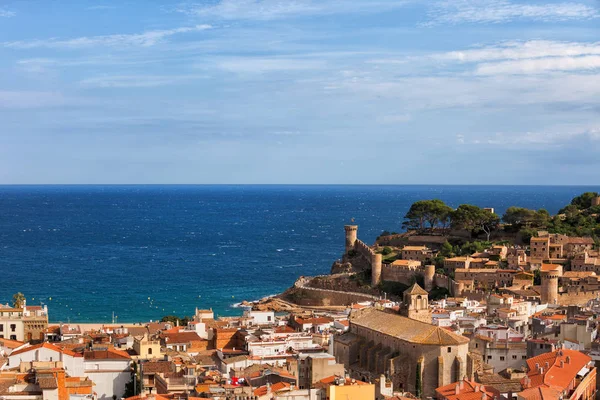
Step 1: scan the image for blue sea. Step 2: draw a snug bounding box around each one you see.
[1,185,599,323]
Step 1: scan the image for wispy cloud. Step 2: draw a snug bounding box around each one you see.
[425,0,598,25]
[464,126,600,146]
[428,40,600,75]
[176,0,409,20]
[87,5,116,10]
[435,40,600,63]
[215,57,327,73]
[0,8,16,17]
[3,25,212,49]
[476,55,600,75]
[79,74,208,88]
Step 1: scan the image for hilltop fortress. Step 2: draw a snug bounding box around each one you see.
[335,224,461,296]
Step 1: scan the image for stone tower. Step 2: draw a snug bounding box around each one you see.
[400,283,432,324]
[344,225,358,254]
[371,253,382,287]
[592,196,600,207]
[424,265,435,292]
[540,265,561,305]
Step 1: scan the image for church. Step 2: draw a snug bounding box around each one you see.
[333,283,472,398]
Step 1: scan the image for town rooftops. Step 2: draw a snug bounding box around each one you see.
[524,349,592,393]
[350,308,469,345]
[435,378,498,400]
[83,348,131,360]
[10,342,82,358]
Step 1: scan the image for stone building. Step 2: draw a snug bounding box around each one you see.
[400,283,432,324]
[334,308,471,398]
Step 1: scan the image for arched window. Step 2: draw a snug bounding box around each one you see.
[148,348,153,355]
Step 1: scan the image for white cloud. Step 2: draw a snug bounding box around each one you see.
[427,40,600,75]
[435,40,600,63]
[425,0,598,25]
[216,57,327,73]
[79,74,208,88]
[0,8,15,17]
[176,0,408,20]
[3,25,212,49]
[476,55,600,75]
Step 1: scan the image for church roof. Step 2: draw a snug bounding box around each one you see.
[404,283,428,296]
[350,308,469,346]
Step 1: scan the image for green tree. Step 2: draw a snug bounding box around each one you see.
[451,205,499,240]
[502,207,536,227]
[439,241,454,257]
[570,192,599,210]
[403,199,453,232]
[532,209,551,228]
[12,292,25,308]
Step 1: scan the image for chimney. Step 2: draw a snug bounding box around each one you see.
[475,385,480,392]
[545,362,549,369]
[482,394,487,400]
[455,384,460,395]
[460,380,464,390]
[566,356,571,364]
[560,360,564,368]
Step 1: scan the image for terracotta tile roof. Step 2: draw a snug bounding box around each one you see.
[524,349,591,392]
[0,339,26,350]
[253,381,290,396]
[10,343,82,358]
[435,379,497,400]
[350,308,469,345]
[162,331,205,344]
[83,348,131,360]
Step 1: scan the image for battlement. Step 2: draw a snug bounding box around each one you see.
[354,239,376,258]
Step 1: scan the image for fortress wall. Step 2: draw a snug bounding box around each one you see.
[381,264,421,285]
[289,287,378,307]
[354,239,376,259]
[557,290,599,306]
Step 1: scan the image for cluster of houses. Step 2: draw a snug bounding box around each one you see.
[1,284,600,400]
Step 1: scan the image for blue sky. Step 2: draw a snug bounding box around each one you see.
[0,0,599,184]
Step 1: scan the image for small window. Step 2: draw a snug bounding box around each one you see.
[447,347,452,353]
[10,324,16,332]
[500,356,505,361]
[148,348,153,355]
[522,356,527,360]
[512,355,517,360]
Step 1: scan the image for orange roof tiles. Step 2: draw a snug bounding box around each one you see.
[524,349,592,393]
[436,379,497,400]
[10,343,82,358]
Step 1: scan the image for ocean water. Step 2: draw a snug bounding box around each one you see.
[1,185,599,323]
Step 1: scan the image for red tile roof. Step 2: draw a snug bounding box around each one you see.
[523,349,591,393]
[10,342,82,358]
[436,379,498,400]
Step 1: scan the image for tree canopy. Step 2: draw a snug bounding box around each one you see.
[451,204,500,240]
[402,199,453,232]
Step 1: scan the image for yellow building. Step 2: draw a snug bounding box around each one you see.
[317,376,375,400]
[133,332,162,359]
